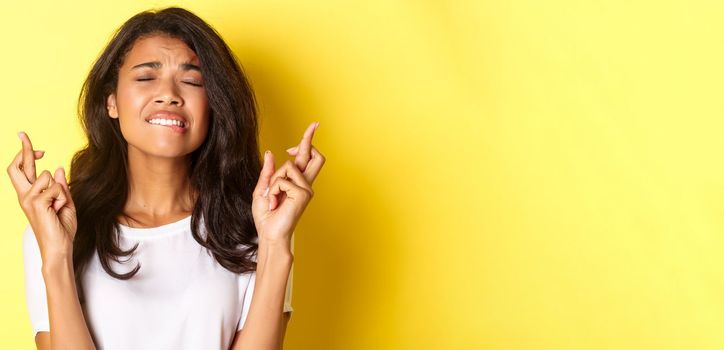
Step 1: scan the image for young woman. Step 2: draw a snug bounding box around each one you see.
[7,7,324,350]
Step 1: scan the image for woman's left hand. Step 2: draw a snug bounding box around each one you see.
[252,122,325,243]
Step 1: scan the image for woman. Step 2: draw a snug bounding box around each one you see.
[7,7,324,350]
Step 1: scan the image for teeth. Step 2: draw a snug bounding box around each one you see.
[148,118,185,128]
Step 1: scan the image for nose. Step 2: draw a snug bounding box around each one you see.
[154,78,184,107]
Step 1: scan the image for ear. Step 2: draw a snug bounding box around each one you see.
[107,93,119,119]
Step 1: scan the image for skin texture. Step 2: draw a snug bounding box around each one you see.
[230,121,325,349]
[107,34,210,224]
[9,34,326,349]
[110,35,210,154]
[10,134,95,349]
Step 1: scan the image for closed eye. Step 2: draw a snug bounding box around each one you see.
[135,77,202,87]
[183,80,203,87]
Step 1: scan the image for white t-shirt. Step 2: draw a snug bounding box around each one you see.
[22,215,293,349]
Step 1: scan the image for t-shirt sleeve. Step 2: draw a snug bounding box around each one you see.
[22,224,50,336]
[237,233,294,331]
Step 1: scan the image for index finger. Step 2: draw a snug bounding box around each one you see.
[294,122,319,172]
[7,148,45,203]
[18,132,38,183]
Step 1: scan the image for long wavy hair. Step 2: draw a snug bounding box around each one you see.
[70,7,260,295]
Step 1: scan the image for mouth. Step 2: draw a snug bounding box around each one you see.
[145,112,189,133]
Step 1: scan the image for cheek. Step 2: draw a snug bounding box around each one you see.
[195,110,211,141]
[116,85,148,116]
[192,94,211,132]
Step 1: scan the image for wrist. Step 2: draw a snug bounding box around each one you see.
[41,255,75,282]
[257,238,294,261]
[40,242,73,262]
[258,231,292,247]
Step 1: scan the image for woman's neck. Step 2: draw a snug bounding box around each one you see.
[120,146,195,227]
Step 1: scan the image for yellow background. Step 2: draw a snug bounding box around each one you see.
[2,0,724,349]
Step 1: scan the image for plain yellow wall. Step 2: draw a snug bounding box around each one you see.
[2,0,724,349]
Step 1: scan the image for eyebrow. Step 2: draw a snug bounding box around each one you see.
[130,61,201,72]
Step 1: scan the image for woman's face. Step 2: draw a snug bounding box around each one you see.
[106,34,210,159]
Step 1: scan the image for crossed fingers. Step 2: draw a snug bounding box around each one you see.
[7,132,45,195]
[252,122,326,212]
[7,132,74,214]
[285,122,325,185]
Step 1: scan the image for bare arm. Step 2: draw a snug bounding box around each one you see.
[35,332,50,349]
[232,122,323,349]
[230,312,291,350]
[30,258,96,350]
[9,133,95,349]
[280,311,291,344]
[40,257,96,349]
[231,240,293,349]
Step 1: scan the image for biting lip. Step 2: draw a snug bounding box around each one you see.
[144,111,189,130]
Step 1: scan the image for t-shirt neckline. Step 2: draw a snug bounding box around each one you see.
[118,215,192,237]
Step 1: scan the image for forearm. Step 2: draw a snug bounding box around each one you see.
[42,257,96,350]
[235,239,293,350]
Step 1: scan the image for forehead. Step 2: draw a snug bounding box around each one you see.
[122,34,199,66]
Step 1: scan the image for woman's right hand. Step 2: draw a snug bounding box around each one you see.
[7,132,77,265]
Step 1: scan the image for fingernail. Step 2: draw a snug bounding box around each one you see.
[263,187,269,197]
[17,131,24,140]
[37,150,45,153]
[286,146,298,152]
[314,121,320,130]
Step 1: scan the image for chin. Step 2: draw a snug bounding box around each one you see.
[154,151,192,159]
[127,142,191,159]
[140,150,191,159]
